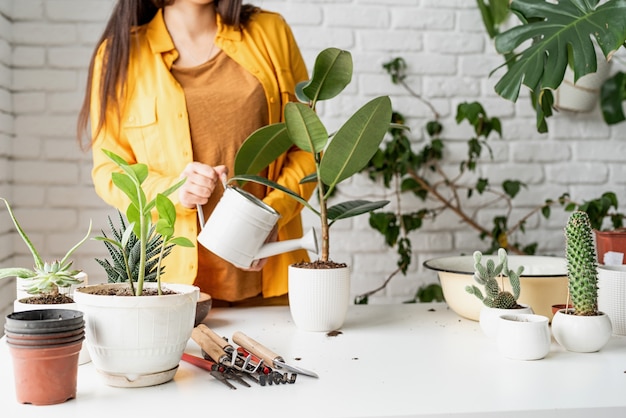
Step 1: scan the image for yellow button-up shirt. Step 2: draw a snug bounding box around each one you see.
[90,9,316,297]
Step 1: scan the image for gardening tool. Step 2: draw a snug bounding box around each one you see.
[196,185,318,269]
[192,325,262,374]
[181,353,250,390]
[232,331,319,378]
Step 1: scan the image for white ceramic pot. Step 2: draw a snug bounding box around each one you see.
[479,304,533,338]
[554,47,610,113]
[551,309,613,353]
[288,264,350,332]
[74,282,199,387]
[598,265,626,335]
[496,313,551,360]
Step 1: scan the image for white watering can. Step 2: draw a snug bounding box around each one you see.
[197,186,318,269]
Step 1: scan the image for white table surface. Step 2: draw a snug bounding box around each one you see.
[2,303,626,418]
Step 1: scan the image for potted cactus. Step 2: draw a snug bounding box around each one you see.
[551,211,613,352]
[466,248,532,337]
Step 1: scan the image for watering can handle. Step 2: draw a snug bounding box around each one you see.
[196,176,228,231]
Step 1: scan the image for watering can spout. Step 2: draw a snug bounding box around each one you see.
[255,228,319,261]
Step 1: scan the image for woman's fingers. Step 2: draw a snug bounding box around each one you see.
[178,162,228,208]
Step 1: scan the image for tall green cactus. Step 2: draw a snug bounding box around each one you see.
[564,211,599,316]
[466,248,523,309]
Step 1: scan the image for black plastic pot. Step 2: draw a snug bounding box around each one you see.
[4,309,84,335]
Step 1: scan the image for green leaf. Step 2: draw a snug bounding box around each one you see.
[156,194,176,227]
[285,102,328,153]
[234,123,292,177]
[0,267,37,279]
[494,0,626,102]
[302,48,353,103]
[146,178,186,213]
[112,172,142,209]
[327,200,390,224]
[320,96,392,192]
[228,175,317,215]
[0,198,44,269]
[600,71,626,125]
[168,237,194,247]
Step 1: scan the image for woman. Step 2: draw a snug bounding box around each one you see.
[77,0,316,306]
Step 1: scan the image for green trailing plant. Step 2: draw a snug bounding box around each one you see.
[230,47,393,265]
[493,0,626,132]
[466,248,523,309]
[355,55,626,304]
[0,197,91,301]
[95,210,173,284]
[564,211,600,316]
[93,149,194,295]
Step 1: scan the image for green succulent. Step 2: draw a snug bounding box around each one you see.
[95,211,173,284]
[564,211,599,316]
[466,248,523,309]
[0,197,91,296]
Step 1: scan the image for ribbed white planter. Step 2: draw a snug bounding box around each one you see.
[288,265,350,332]
[74,282,199,387]
[552,309,612,353]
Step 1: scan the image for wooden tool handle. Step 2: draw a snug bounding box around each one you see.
[232,331,281,366]
[191,327,227,363]
[196,324,232,352]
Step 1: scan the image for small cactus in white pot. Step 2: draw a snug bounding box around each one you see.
[466,248,532,337]
[552,211,612,352]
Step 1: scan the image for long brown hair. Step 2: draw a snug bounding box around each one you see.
[76,0,258,148]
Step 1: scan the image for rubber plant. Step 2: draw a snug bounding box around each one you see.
[230,47,393,266]
[466,248,524,309]
[0,197,91,303]
[564,211,600,316]
[493,0,626,132]
[93,149,194,295]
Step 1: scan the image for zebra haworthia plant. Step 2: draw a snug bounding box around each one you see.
[466,248,523,309]
[564,211,600,316]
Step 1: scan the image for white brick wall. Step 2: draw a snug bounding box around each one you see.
[0,0,625,312]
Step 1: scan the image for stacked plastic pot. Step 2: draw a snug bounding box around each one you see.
[4,309,84,405]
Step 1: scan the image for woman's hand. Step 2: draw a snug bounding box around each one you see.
[178,162,228,208]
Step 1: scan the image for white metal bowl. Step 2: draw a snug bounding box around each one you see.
[424,255,569,322]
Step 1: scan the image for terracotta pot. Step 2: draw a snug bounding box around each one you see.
[595,229,626,265]
[551,304,572,316]
[7,338,83,405]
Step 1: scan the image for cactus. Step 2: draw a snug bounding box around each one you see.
[465,248,523,309]
[564,211,599,316]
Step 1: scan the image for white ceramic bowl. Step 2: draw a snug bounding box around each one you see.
[424,255,568,321]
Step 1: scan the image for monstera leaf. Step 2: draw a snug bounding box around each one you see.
[494,0,626,103]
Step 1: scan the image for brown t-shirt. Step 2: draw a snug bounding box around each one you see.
[171,50,269,301]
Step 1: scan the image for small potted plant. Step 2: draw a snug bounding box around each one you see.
[0,197,91,309]
[551,211,613,352]
[466,248,532,337]
[230,47,394,332]
[73,149,199,387]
